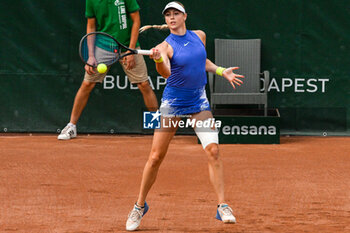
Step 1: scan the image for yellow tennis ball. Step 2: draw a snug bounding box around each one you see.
[97,63,107,73]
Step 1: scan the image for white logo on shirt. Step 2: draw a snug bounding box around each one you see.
[184,42,189,46]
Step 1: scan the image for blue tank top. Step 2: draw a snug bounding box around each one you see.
[165,30,207,89]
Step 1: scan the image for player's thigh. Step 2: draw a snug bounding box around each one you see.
[190,111,219,149]
[190,110,214,122]
[151,116,180,156]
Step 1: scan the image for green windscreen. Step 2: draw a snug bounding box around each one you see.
[0,0,348,135]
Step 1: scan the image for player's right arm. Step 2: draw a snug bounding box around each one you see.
[85,18,97,74]
[150,41,172,78]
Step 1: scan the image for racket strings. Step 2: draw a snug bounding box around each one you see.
[81,34,120,67]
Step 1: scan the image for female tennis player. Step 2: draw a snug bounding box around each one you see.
[126,1,244,231]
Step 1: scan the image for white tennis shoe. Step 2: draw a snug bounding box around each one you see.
[57,124,77,140]
[216,203,236,223]
[126,202,149,231]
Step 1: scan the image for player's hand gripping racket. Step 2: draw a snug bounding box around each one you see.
[79,32,151,68]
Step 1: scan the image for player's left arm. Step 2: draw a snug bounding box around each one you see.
[194,30,244,89]
[124,10,141,69]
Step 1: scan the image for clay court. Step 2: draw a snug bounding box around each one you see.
[0,134,349,233]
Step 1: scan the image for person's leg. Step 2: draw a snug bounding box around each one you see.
[126,117,179,231]
[137,81,158,111]
[205,143,225,203]
[58,80,95,140]
[136,117,179,206]
[58,71,106,140]
[69,80,96,124]
[191,110,225,203]
[191,110,236,223]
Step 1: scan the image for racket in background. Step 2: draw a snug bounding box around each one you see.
[79,32,151,68]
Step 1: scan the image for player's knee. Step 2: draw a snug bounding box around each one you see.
[81,81,96,91]
[205,143,220,160]
[137,81,151,93]
[148,151,164,168]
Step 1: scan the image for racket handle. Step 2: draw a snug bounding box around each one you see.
[137,49,152,56]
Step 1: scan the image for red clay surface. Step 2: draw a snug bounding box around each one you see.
[0,134,349,233]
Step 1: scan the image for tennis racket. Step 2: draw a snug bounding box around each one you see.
[79,31,151,67]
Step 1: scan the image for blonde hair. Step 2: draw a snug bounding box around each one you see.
[139,24,169,33]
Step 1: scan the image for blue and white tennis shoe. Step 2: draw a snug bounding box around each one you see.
[216,203,236,223]
[126,202,149,231]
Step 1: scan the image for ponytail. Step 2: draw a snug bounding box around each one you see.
[139,24,169,33]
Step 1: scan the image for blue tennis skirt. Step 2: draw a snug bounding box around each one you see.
[160,85,211,117]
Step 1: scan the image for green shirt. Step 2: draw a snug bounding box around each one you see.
[85,0,140,47]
